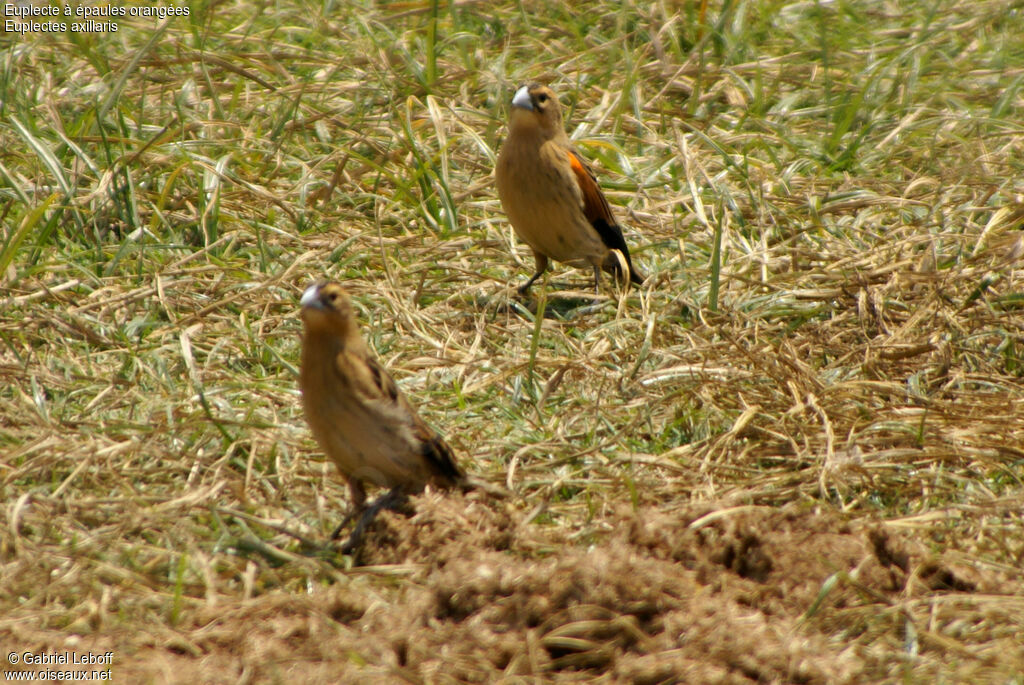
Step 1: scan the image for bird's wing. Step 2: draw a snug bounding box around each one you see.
[338,348,465,484]
[414,426,465,484]
[334,345,400,404]
[565,148,634,264]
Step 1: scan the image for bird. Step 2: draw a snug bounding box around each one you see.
[495,83,645,295]
[298,281,467,552]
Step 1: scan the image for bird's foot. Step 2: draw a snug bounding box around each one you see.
[336,489,408,555]
[329,508,359,541]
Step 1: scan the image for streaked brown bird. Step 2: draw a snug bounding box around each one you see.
[495,83,646,294]
[299,281,466,551]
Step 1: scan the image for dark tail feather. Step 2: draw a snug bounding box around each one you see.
[421,429,509,497]
[592,217,645,287]
[628,263,645,286]
[421,433,466,487]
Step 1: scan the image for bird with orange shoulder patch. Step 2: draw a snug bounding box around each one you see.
[495,83,646,294]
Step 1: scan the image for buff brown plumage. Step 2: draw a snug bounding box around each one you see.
[495,83,645,294]
[299,282,465,551]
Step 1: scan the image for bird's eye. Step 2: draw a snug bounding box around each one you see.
[537,93,548,104]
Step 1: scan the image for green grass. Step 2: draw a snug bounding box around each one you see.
[2,0,1024,680]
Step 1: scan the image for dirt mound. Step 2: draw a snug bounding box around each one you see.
[2,491,1000,683]
[121,493,981,684]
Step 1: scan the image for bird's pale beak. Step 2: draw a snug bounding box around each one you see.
[301,284,322,308]
[511,85,533,111]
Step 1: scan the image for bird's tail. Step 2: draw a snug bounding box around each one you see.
[606,248,646,287]
[459,475,511,499]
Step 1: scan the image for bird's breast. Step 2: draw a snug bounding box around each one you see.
[300,357,436,491]
[497,140,607,265]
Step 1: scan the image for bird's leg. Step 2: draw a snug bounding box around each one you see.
[518,253,549,294]
[338,488,407,554]
[517,274,541,295]
[592,264,603,296]
[329,509,358,541]
[330,480,367,540]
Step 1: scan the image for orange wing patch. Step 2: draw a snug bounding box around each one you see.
[566,149,617,226]
[564,149,639,281]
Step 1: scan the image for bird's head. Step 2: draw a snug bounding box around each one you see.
[300,281,357,336]
[508,83,563,136]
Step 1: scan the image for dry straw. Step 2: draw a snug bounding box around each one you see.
[1,0,1023,680]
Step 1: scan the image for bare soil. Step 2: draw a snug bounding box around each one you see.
[4,491,1012,684]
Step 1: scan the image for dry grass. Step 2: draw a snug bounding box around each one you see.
[2,0,1024,681]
